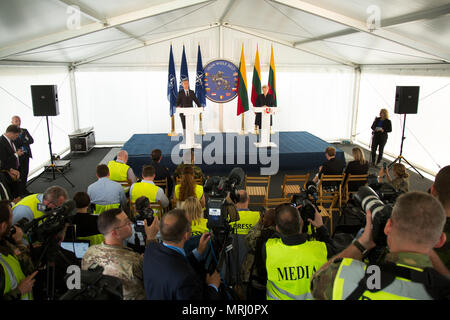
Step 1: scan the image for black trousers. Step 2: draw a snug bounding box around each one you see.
[371,133,388,164]
[179,113,186,130]
[254,114,273,128]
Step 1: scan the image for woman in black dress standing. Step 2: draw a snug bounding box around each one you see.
[371,108,392,166]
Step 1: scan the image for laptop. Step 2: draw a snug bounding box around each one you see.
[61,240,90,259]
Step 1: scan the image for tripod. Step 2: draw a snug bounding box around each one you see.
[389,114,424,179]
[28,116,75,188]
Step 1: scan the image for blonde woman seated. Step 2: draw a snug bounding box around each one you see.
[378,163,409,193]
[173,165,206,208]
[182,196,209,237]
[344,147,369,192]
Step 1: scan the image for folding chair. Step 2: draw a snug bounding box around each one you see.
[244,175,271,206]
[154,177,169,197]
[280,173,310,197]
[317,174,345,211]
[343,174,369,203]
[264,196,293,209]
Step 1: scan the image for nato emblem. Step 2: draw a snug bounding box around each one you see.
[204,59,238,103]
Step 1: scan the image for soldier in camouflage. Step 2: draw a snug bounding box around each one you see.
[311,192,448,300]
[82,208,159,300]
[430,165,450,270]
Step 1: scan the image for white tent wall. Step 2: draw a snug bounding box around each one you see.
[355,66,450,175]
[74,65,354,143]
[0,65,74,174]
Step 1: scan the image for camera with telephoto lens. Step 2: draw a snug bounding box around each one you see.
[133,196,154,235]
[291,181,319,232]
[353,186,393,247]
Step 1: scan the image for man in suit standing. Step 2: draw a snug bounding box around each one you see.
[176,79,202,133]
[254,84,275,134]
[143,208,221,300]
[12,116,33,194]
[0,125,23,198]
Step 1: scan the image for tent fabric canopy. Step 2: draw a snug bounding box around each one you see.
[0,0,449,177]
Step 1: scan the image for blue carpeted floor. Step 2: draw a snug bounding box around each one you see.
[123,131,345,177]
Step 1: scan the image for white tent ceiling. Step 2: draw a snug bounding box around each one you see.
[1,0,449,66]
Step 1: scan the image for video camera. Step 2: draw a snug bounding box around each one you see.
[12,199,77,244]
[291,181,319,233]
[60,264,123,300]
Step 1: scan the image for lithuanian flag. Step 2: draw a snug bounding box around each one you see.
[268,44,277,106]
[237,45,249,116]
[251,45,261,106]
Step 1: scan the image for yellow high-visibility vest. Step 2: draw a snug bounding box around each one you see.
[266,238,327,300]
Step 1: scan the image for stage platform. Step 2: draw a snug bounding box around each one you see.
[122,131,345,177]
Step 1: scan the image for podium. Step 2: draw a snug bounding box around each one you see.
[176,107,202,149]
[253,107,278,148]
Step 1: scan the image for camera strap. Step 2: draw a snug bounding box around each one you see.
[345,261,450,300]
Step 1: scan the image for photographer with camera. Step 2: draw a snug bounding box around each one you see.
[264,204,339,300]
[311,191,449,300]
[82,208,158,300]
[377,162,409,193]
[229,190,260,235]
[143,208,222,300]
[0,200,37,300]
[12,185,68,225]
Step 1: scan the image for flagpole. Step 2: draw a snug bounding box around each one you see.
[198,112,205,135]
[168,115,178,136]
[239,113,246,135]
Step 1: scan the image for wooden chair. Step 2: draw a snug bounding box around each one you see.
[116,178,132,196]
[317,201,337,236]
[264,196,292,208]
[317,174,345,214]
[176,177,203,185]
[244,175,271,206]
[280,173,310,197]
[343,174,369,203]
[154,178,169,196]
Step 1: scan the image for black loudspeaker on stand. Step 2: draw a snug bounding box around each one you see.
[389,86,423,179]
[28,85,75,188]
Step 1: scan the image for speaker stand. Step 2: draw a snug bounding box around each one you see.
[28,116,75,188]
[389,114,424,179]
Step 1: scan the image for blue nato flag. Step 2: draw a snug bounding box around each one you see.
[168,44,178,117]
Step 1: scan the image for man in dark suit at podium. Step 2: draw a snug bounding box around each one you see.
[176,79,202,132]
[254,84,275,134]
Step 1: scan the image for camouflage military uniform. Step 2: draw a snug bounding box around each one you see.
[81,242,145,300]
[435,217,450,270]
[310,251,434,300]
[173,163,206,184]
[0,239,35,300]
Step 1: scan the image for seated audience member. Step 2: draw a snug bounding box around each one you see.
[182,196,208,237]
[430,165,450,270]
[151,149,174,198]
[344,147,369,192]
[312,146,345,188]
[229,190,260,235]
[12,185,68,225]
[0,125,23,198]
[241,208,277,300]
[173,149,206,183]
[311,192,449,300]
[130,165,169,208]
[143,209,221,300]
[264,204,339,300]
[174,165,206,208]
[107,150,137,188]
[87,164,128,215]
[377,163,409,193]
[0,200,37,300]
[82,208,158,300]
[65,192,103,245]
